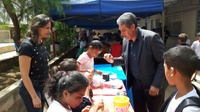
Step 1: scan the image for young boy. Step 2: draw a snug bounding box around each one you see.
[77,40,103,75]
[160,46,200,112]
[177,33,188,46]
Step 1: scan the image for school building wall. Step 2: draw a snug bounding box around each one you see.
[138,0,200,45]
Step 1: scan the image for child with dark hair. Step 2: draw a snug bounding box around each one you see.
[50,58,93,86]
[160,46,200,112]
[47,58,104,112]
[177,33,188,46]
[50,58,80,76]
[45,71,89,112]
[77,40,103,75]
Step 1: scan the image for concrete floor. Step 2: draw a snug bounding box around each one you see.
[165,36,179,50]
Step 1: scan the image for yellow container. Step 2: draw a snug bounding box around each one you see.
[113,96,129,112]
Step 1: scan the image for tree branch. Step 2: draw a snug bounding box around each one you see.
[12,1,21,8]
[17,4,34,20]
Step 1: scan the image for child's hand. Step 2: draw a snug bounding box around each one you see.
[95,70,103,75]
[93,99,104,110]
[84,71,94,83]
[82,105,91,112]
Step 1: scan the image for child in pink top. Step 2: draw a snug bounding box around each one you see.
[77,40,103,75]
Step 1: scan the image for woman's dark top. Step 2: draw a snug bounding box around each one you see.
[19,38,50,80]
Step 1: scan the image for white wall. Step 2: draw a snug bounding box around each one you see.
[137,0,200,45]
[0,30,12,43]
[182,10,196,42]
[137,14,162,31]
[165,0,200,43]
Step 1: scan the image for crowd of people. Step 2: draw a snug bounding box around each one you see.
[17,12,200,112]
[75,29,123,59]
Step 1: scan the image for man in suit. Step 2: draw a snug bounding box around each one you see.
[104,12,167,112]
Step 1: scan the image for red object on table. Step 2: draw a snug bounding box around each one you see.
[91,80,126,96]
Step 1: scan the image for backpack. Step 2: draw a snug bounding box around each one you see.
[175,85,200,112]
[160,84,200,112]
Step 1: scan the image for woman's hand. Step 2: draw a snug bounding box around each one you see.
[19,56,42,108]
[32,96,42,108]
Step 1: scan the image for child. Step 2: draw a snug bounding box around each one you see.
[77,40,103,75]
[48,58,104,112]
[50,58,80,77]
[76,36,87,59]
[177,33,188,46]
[45,71,89,112]
[49,58,93,98]
[45,71,103,112]
[160,46,200,112]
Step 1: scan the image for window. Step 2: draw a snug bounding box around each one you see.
[166,14,182,36]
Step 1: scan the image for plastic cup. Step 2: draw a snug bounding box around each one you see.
[113,96,129,112]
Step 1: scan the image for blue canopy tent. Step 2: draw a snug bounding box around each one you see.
[50,0,164,106]
[50,0,164,29]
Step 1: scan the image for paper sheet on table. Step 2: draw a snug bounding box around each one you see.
[92,80,126,96]
[93,88,124,96]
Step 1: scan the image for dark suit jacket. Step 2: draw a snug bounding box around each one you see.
[113,28,168,93]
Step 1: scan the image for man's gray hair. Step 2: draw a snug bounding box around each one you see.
[116,12,137,28]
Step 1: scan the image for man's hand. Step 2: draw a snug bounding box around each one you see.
[149,85,159,96]
[103,53,114,63]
